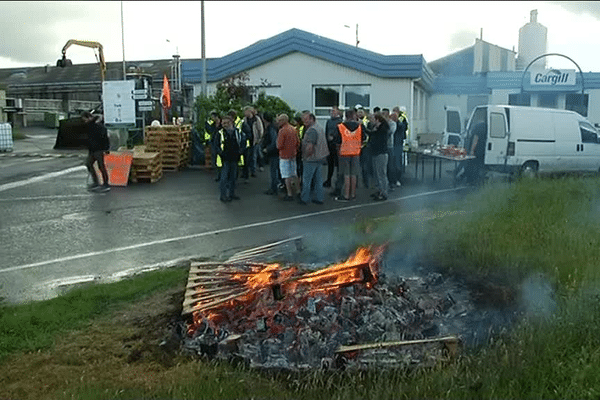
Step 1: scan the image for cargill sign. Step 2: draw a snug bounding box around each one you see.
[531,69,576,86]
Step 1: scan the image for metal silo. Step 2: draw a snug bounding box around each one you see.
[517,10,547,71]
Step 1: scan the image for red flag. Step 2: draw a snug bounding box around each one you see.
[161,73,171,110]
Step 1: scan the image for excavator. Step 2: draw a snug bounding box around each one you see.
[54,40,106,149]
[56,39,106,81]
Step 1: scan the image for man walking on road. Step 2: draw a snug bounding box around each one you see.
[83,111,110,193]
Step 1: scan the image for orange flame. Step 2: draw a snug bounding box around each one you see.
[187,245,386,336]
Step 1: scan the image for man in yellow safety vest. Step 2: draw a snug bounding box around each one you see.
[215,115,246,202]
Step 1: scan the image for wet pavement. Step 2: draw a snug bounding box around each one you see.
[0,126,474,304]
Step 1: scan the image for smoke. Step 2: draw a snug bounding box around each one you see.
[554,1,600,20]
[519,273,556,318]
[448,29,478,51]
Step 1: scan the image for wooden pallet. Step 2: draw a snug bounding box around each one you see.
[130,173,163,183]
[130,151,162,183]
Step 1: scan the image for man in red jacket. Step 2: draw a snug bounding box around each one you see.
[276,113,299,201]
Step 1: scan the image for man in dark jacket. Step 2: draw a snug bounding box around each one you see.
[215,115,245,202]
[261,111,280,195]
[324,106,342,189]
[368,113,390,201]
[83,111,110,192]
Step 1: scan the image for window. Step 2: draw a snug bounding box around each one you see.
[566,93,589,117]
[538,93,557,108]
[580,121,598,144]
[343,85,370,110]
[490,112,506,138]
[509,93,531,106]
[447,110,461,134]
[313,85,370,116]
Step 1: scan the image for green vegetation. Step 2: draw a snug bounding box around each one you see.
[3,176,600,399]
[11,126,26,140]
[0,267,187,360]
[193,72,296,141]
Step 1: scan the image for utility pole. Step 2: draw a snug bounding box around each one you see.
[121,1,126,80]
[201,0,207,97]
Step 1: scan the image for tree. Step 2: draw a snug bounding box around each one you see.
[193,73,296,142]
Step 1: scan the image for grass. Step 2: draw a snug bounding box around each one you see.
[3,175,600,399]
[11,126,27,140]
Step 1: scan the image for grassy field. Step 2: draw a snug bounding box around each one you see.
[2,175,600,399]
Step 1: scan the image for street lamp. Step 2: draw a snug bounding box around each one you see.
[344,24,359,47]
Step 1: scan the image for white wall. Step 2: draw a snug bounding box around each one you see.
[428,94,469,134]
[191,51,416,124]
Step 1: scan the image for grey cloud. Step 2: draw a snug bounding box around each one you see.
[0,2,108,65]
[554,1,600,19]
[449,29,477,50]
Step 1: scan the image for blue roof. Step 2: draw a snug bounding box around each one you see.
[182,28,434,89]
[428,46,474,76]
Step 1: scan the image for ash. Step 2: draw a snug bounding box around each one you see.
[182,266,518,371]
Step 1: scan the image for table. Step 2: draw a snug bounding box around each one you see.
[408,149,475,185]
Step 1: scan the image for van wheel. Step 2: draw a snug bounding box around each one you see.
[520,162,538,179]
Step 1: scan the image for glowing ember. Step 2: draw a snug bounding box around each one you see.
[187,245,386,336]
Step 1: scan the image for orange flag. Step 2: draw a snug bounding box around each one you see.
[161,73,171,110]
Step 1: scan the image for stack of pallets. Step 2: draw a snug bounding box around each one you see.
[130,146,163,183]
[144,125,191,171]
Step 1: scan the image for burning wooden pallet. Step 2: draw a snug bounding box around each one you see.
[183,246,385,328]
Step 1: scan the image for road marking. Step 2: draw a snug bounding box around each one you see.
[0,187,467,275]
[0,194,92,202]
[0,165,86,193]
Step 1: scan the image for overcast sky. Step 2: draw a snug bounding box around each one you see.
[1,1,599,72]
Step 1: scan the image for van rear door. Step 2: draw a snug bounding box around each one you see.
[484,106,508,168]
[443,106,462,146]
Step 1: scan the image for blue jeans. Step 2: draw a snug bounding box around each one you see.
[301,161,324,203]
[219,161,238,199]
[372,153,389,197]
[360,146,373,188]
[393,145,404,180]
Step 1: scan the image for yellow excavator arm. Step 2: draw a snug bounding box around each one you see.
[57,39,106,82]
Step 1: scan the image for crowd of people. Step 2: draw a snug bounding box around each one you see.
[204,104,409,204]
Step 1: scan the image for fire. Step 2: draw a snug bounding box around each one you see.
[187,245,386,337]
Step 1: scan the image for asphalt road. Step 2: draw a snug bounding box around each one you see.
[0,128,473,304]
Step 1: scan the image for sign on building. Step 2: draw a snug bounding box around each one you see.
[102,81,136,125]
[530,69,576,86]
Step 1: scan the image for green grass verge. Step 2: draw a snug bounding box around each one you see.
[0,267,187,360]
[11,127,27,140]
[3,176,600,399]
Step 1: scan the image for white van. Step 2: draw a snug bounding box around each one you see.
[442,106,464,147]
[460,105,600,177]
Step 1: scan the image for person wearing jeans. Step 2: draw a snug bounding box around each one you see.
[299,112,329,205]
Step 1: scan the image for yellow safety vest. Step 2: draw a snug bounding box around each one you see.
[297,125,305,140]
[205,120,214,142]
[216,129,244,168]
